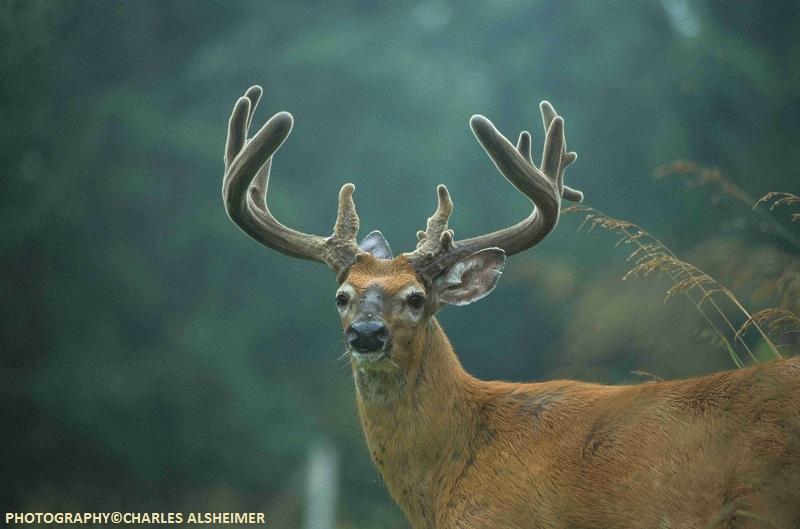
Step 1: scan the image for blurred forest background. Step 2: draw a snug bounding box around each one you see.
[2,1,799,527]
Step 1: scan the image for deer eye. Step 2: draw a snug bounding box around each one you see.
[406,293,426,309]
[335,293,349,308]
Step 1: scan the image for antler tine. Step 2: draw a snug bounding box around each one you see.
[243,85,262,132]
[405,102,582,281]
[516,130,532,164]
[415,185,454,254]
[541,101,582,202]
[222,86,361,278]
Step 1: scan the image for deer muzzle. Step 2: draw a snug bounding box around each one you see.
[346,320,390,353]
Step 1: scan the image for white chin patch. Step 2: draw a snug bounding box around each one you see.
[351,350,388,364]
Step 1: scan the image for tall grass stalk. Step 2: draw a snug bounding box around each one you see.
[754,192,800,224]
[736,308,800,348]
[655,161,800,251]
[565,204,783,367]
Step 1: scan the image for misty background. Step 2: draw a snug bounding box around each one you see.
[2,1,799,527]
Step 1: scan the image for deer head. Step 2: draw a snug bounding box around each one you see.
[222,85,580,392]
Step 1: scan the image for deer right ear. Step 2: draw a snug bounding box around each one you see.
[433,248,506,306]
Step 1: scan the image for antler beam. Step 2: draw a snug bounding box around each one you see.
[222,86,361,279]
[405,101,581,281]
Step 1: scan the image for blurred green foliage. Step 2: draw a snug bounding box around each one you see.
[2,1,799,527]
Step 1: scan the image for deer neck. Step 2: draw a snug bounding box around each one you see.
[354,318,475,528]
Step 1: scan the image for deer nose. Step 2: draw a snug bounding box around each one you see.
[346,320,389,353]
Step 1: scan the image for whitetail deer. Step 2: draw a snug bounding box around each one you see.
[222,86,800,529]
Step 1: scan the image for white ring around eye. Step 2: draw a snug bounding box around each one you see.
[397,285,425,302]
[397,285,426,321]
[336,284,357,311]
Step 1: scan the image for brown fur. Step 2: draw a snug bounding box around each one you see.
[346,254,423,295]
[342,256,800,529]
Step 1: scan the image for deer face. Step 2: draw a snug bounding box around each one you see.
[336,254,425,369]
[336,232,506,372]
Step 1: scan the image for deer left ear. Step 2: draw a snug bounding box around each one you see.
[359,230,393,259]
[434,248,506,306]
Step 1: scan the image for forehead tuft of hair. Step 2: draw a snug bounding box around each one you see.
[345,254,424,295]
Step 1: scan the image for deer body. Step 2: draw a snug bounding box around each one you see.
[221,86,800,528]
[349,259,800,529]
